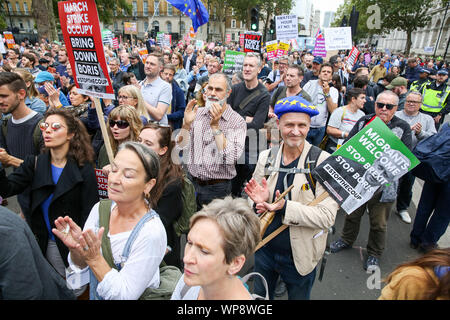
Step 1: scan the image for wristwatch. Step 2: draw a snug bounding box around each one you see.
[212,128,222,136]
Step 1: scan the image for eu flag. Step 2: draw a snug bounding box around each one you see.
[167,0,209,33]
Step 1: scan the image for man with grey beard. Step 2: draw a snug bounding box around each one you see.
[176,73,247,209]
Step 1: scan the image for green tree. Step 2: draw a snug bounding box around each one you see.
[331,0,378,42]
[226,0,293,41]
[32,0,131,41]
[33,0,58,41]
[333,0,450,55]
[259,0,294,41]
[208,0,231,42]
[0,0,10,31]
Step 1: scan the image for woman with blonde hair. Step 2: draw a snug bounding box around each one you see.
[97,105,143,168]
[14,68,46,114]
[171,51,188,95]
[117,85,150,124]
[171,197,263,300]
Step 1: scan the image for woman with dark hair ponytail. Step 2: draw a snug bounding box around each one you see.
[138,122,185,268]
[0,107,99,295]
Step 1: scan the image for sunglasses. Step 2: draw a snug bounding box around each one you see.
[109,119,129,129]
[39,122,65,131]
[118,95,133,100]
[376,102,396,110]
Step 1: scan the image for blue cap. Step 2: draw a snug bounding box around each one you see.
[313,56,323,64]
[274,96,319,119]
[437,69,448,75]
[419,68,431,74]
[35,71,54,83]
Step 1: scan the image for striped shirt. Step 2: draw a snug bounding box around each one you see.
[177,106,247,180]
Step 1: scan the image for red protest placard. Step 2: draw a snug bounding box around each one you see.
[112,37,119,49]
[95,169,108,199]
[58,0,115,99]
[244,33,262,53]
[346,46,360,70]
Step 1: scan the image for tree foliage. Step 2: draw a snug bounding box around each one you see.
[333,0,450,54]
[226,0,293,39]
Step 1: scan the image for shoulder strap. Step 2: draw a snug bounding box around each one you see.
[273,86,287,105]
[239,88,261,110]
[179,280,192,300]
[240,272,269,300]
[120,210,159,264]
[304,145,322,196]
[263,145,279,179]
[98,199,116,269]
[33,119,44,155]
[1,115,11,143]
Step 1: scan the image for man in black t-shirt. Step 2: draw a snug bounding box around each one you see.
[227,53,270,196]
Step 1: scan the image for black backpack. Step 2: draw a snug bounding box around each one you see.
[264,144,322,196]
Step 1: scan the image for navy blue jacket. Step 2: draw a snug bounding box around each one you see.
[167,81,186,130]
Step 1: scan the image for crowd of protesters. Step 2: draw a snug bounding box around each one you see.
[0,35,449,300]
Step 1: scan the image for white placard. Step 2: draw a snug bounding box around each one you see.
[276,15,298,41]
[0,35,6,54]
[424,46,434,54]
[324,27,352,51]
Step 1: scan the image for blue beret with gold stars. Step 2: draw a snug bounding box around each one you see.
[274,96,319,119]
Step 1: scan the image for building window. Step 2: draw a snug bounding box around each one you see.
[152,20,160,32]
[144,21,149,32]
[232,33,235,41]
[114,22,118,30]
[231,19,236,29]
[7,2,13,13]
[132,1,137,16]
[154,1,160,16]
[23,2,28,14]
[167,3,173,16]
[15,2,20,13]
[143,1,148,16]
[167,21,172,33]
[180,21,185,34]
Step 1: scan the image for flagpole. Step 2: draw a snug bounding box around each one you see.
[207,0,210,42]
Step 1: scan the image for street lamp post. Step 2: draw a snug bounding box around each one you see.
[433,1,449,58]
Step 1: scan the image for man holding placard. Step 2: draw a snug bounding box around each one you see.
[328,90,413,273]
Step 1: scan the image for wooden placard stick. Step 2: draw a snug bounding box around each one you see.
[93,97,114,165]
[259,184,294,237]
[255,191,330,252]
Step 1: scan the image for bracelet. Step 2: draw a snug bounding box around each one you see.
[341,131,346,138]
[324,93,330,98]
[56,104,63,109]
[212,128,222,136]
